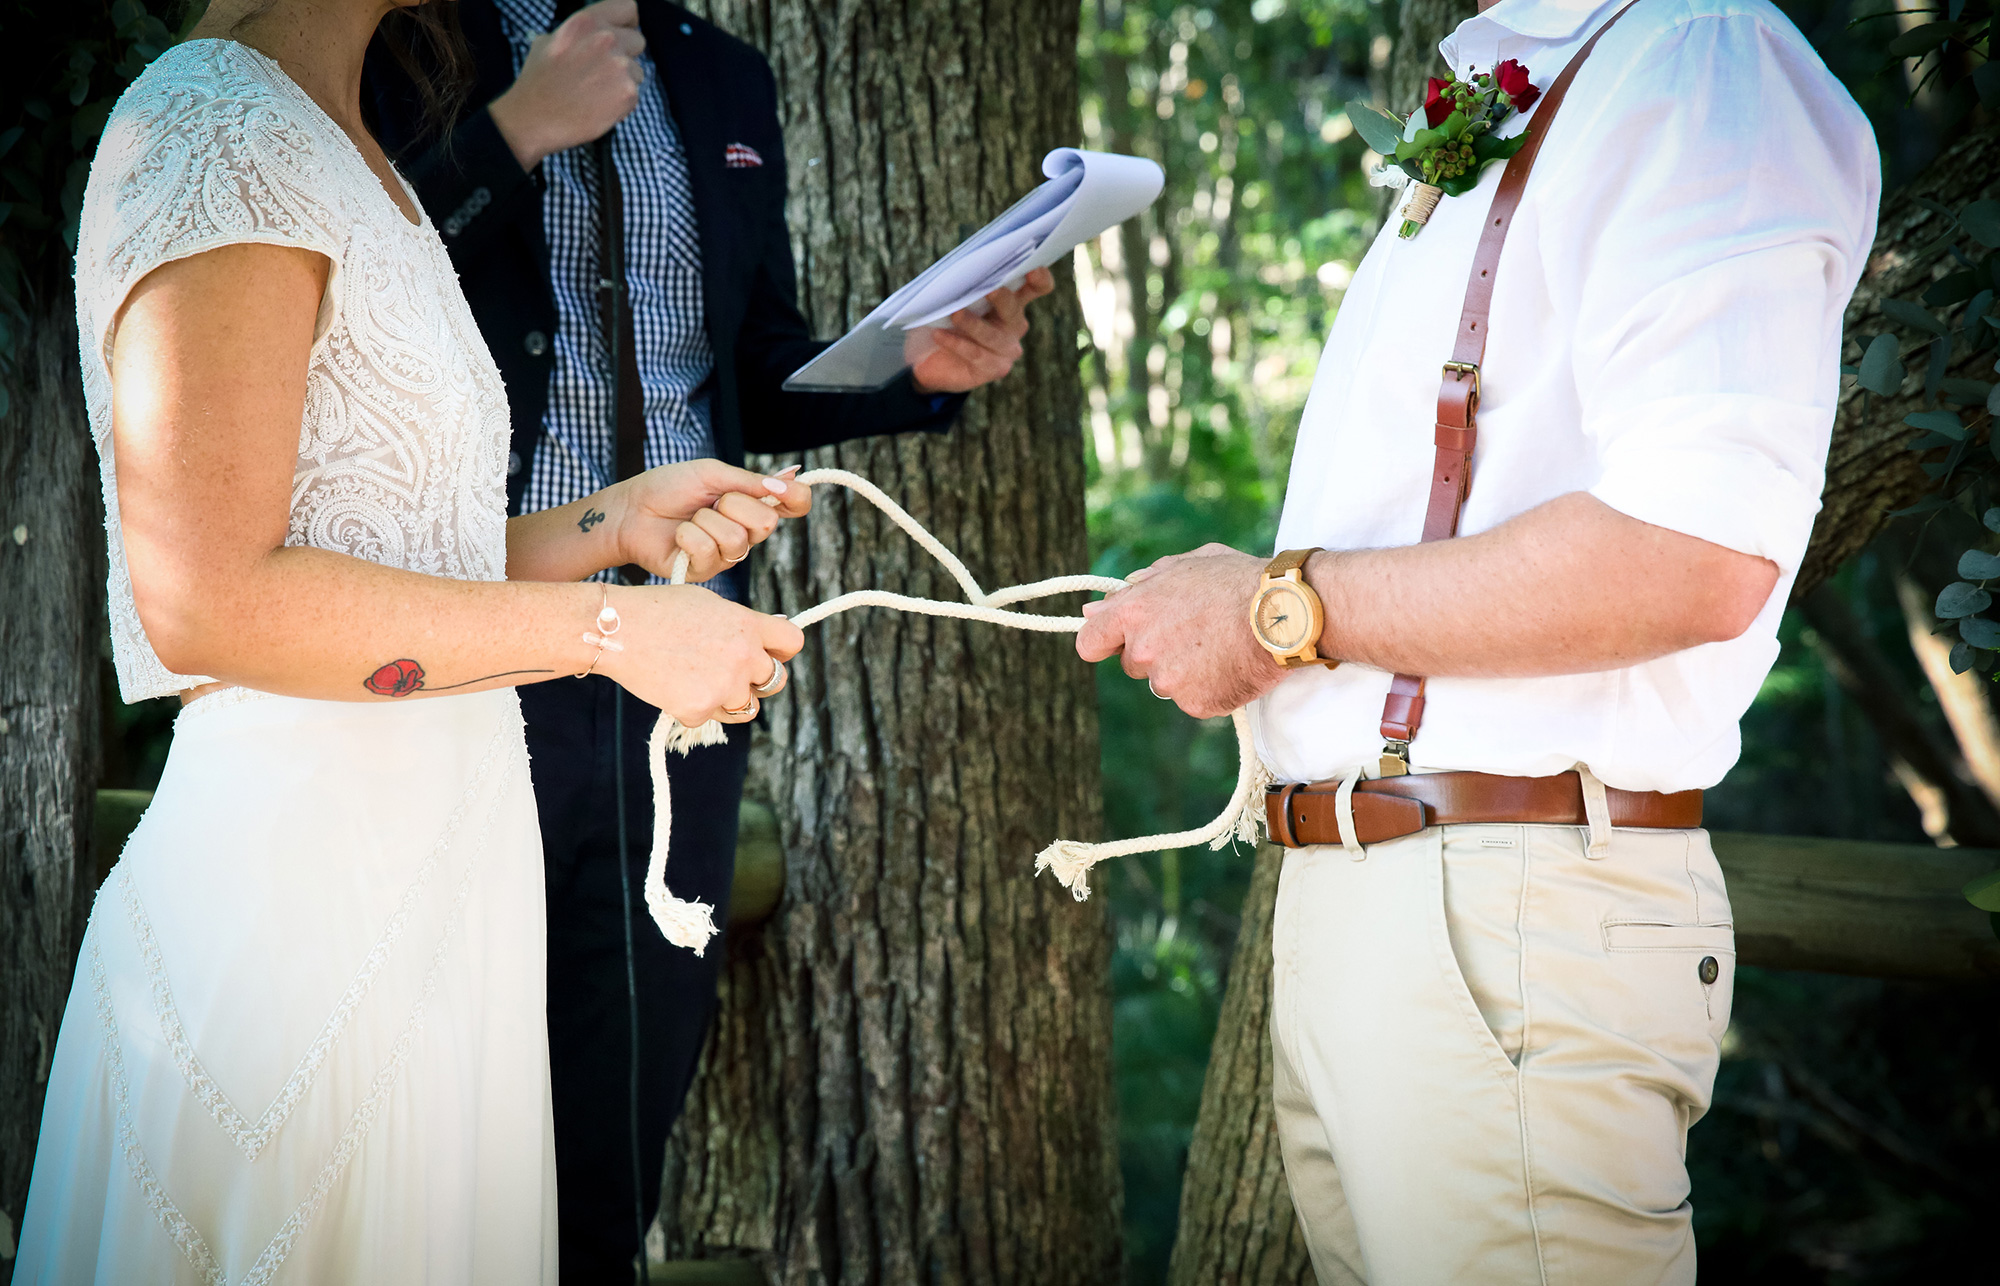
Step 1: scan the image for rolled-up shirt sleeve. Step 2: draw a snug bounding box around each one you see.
[1544,10,1880,578]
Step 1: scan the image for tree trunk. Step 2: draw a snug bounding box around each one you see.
[658,3,1121,1283]
[1164,846,1316,1286]
[1794,121,2000,601]
[0,298,101,1277]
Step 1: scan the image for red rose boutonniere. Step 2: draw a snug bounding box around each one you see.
[364,658,427,697]
[1344,61,1541,240]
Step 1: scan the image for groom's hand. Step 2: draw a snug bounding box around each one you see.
[908,268,1056,394]
[1077,544,1289,719]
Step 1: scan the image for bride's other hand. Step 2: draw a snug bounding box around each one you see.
[610,460,812,582]
[597,585,803,726]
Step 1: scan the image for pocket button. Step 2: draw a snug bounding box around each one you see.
[1698,955,1720,985]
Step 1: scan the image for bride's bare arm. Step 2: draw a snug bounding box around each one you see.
[110,241,802,723]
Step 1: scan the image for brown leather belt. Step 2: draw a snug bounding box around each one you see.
[1265,772,1702,849]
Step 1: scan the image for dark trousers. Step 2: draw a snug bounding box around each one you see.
[519,675,749,1284]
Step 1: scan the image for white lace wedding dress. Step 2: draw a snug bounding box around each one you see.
[16,39,556,1284]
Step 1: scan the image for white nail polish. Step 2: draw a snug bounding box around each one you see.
[763,477,790,495]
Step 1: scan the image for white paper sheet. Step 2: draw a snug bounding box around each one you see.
[782,148,1165,392]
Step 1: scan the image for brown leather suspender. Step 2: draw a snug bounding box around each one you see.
[1376,0,1643,777]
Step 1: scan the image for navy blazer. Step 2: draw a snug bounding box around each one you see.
[362,0,962,514]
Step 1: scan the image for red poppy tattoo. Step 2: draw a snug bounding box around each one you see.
[364,658,427,697]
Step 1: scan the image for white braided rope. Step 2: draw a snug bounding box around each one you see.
[641,468,1268,952]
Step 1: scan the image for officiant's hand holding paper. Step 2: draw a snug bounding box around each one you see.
[906,267,1054,394]
[785,149,1163,392]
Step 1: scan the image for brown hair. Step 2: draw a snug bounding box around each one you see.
[372,4,474,147]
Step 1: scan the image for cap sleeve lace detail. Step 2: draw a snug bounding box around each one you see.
[76,42,513,703]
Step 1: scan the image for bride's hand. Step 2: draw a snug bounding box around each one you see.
[609,460,813,582]
[597,584,804,726]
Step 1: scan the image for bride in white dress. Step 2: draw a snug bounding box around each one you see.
[14,1,810,1280]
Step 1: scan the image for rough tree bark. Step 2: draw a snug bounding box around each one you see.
[657,2,1122,1284]
[0,299,101,1278]
[1173,1,2000,1279]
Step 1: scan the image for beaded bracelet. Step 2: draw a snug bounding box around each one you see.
[576,583,625,679]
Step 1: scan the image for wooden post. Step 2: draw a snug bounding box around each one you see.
[0,298,101,1278]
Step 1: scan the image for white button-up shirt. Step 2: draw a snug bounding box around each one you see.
[1250,0,1879,793]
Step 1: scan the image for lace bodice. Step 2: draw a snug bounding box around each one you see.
[76,40,512,702]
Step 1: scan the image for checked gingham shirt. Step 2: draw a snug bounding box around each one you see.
[492,0,727,593]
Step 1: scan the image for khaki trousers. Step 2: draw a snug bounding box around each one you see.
[1270,823,1734,1285]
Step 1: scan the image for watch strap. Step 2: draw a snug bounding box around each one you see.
[1264,548,1318,578]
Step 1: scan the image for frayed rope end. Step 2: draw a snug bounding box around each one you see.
[1034,839,1101,901]
[662,717,731,757]
[646,892,717,956]
[1214,758,1276,849]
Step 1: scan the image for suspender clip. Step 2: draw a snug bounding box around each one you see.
[1379,740,1411,778]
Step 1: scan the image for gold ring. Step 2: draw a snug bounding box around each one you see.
[721,698,759,718]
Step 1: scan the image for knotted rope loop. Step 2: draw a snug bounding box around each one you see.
[642,468,1269,952]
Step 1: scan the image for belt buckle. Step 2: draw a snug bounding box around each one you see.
[1442,361,1480,403]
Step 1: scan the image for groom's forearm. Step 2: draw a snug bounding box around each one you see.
[1306,492,1778,678]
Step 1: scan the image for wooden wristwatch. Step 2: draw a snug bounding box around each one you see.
[1251,549,1337,669]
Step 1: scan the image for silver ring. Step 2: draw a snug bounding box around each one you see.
[1148,678,1171,701]
[721,697,759,718]
[752,658,787,697]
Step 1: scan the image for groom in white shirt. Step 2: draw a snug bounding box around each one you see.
[1077,0,1877,1280]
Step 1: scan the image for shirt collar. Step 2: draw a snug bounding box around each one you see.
[1438,0,1623,77]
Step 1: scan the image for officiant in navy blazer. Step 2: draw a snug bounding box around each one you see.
[365,2,1050,1279]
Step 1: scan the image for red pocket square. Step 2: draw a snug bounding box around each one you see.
[724,143,764,169]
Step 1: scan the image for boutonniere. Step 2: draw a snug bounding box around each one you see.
[1346,60,1541,240]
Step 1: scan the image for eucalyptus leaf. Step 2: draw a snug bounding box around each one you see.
[1883,297,1950,336]
[1926,337,1952,404]
[1967,288,1994,335]
[1963,200,2000,250]
[1344,100,1404,155]
[1858,332,1905,395]
[1887,21,1959,58]
[1936,581,1991,618]
[1984,508,2000,534]
[1977,61,2000,110]
[1939,378,1993,405]
[1964,868,2000,912]
[1951,640,1975,674]
[1950,0,1966,19]
[1961,616,2000,648]
[1906,409,1965,437]
[1991,383,2000,416]
[1924,271,1979,307]
[0,126,20,162]
[1960,549,2000,579]
[1888,496,1953,519]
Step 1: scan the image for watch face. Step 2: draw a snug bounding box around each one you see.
[1253,583,1314,652]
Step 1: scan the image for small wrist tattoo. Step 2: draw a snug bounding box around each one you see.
[363,659,552,698]
[578,507,606,533]
[364,659,427,697]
